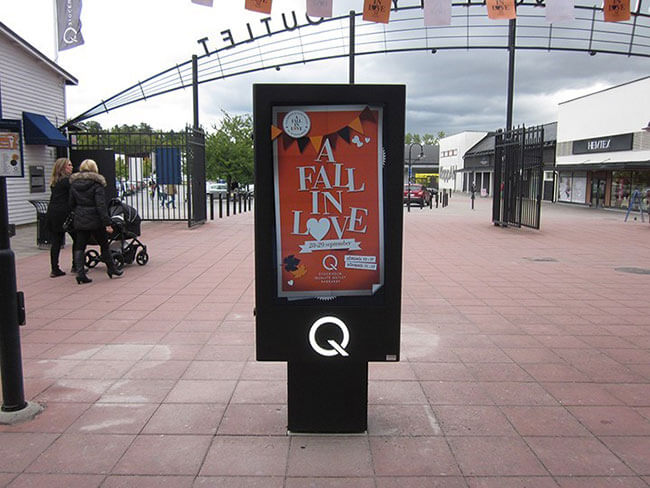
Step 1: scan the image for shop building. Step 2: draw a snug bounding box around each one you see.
[438,132,486,192]
[0,21,77,225]
[403,144,439,188]
[463,122,558,200]
[555,76,650,208]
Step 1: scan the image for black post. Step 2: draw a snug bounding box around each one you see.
[0,177,27,412]
[233,193,237,215]
[349,11,355,84]
[506,19,517,130]
[226,192,230,217]
[209,193,214,220]
[192,55,199,129]
[238,194,242,213]
[219,194,223,218]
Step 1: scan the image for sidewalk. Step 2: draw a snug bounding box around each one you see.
[1,196,649,488]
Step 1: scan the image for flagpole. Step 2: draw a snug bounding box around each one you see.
[53,0,59,63]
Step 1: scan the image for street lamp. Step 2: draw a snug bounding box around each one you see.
[407,142,424,212]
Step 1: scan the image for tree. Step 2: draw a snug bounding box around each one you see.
[205,111,254,188]
[405,131,446,145]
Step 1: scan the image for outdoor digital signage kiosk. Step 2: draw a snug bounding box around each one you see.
[254,84,405,433]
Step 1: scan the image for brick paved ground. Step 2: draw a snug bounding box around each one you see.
[1,195,649,487]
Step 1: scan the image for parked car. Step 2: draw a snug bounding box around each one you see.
[403,184,432,207]
[206,181,228,195]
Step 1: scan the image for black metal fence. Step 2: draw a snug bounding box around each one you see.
[69,128,206,227]
[492,125,544,230]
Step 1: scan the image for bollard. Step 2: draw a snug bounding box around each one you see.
[435,192,439,208]
[226,193,230,217]
[210,193,214,220]
[239,194,242,213]
[233,194,237,215]
[219,194,223,218]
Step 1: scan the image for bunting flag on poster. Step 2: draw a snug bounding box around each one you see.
[191,0,214,6]
[56,0,84,51]
[307,0,333,17]
[545,0,574,23]
[363,0,391,24]
[245,0,272,14]
[424,0,452,26]
[486,0,516,19]
[603,0,630,22]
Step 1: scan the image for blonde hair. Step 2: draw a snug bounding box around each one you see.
[50,158,71,187]
[79,159,99,173]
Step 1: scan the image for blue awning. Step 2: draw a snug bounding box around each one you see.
[22,112,68,147]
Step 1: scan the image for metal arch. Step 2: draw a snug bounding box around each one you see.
[66,0,649,125]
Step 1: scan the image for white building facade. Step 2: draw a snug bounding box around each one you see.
[0,22,77,225]
[555,77,650,208]
[438,131,487,192]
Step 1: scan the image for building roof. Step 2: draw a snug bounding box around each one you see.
[0,21,78,86]
[465,122,558,157]
[559,76,649,105]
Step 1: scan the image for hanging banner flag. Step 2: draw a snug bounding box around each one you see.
[424,0,452,26]
[603,0,630,22]
[191,0,214,6]
[545,0,574,23]
[56,0,84,51]
[486,0,516,19]
[363,0,391,24]
[245,0,273,14]
[307,0,333,17]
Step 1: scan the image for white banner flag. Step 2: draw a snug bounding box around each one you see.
[307,0,333,17]
[424,0,452,26]
[56,0,84,51]
[545,0,574,23]
[191,0,214,6]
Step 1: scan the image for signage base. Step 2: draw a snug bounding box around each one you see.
[287,361,368,433]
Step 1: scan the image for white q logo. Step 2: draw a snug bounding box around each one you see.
[63,27,79,44]
[322,254,338,271]
[309,316,349,357]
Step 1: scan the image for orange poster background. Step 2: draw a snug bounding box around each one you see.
[603,0,630,21]
[273,107,383,298]
[245,0,272,14]
[486,0,516,19]
[363,0,391,24]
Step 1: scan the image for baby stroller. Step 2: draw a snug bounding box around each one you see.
[85,198,149,270]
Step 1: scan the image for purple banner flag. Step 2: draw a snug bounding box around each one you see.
[307,0,333,17]
[191,0,214,6]
[56,0,84,51]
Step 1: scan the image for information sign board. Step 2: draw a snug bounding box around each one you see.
[0,120,24,178]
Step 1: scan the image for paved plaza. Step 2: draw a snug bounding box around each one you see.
[1,195,649,487]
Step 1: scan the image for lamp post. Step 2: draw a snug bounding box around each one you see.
[407,142,424,213]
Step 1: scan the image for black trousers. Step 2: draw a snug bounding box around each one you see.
[73,228,110,258]
[50,231,67,270]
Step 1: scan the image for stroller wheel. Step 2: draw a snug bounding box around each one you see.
[112,252,125,271]
[136,251,149,265]
[85,249,100,268]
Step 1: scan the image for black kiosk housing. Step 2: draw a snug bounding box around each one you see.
[253,84,405,433]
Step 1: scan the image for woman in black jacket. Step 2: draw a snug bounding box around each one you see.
[46,158,74,277]
[69,159,123,284]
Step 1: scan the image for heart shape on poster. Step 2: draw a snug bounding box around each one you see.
[288,280,294,286]
[365,137,370,143]
[306,217,330,241]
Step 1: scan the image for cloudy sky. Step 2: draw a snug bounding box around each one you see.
[3,0,648,136]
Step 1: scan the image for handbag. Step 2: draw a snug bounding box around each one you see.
[62,212,75,232]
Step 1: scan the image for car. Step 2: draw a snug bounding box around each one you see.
[206,181,228,195]
[403,184,432,207]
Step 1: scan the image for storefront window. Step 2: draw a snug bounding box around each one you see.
[610,171,650,209]
[558,172,587,204]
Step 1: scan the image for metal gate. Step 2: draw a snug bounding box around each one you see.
[492,125,544,230]
[69,128,206,227]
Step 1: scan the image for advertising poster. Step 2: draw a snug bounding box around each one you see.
[0,129,23,178]
[272,105,384,299]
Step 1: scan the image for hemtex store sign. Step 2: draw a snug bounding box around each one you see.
[572,133,633,154]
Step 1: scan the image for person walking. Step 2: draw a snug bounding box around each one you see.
[69,159,123,284]
[166,184,176,209]
[45,158,74,277]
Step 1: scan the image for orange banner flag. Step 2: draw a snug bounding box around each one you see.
[245,0,272,14]
[603,0,630,21]
[486,0,516,19]
[363,0,391,24]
